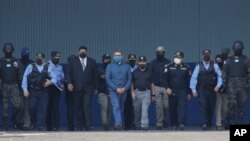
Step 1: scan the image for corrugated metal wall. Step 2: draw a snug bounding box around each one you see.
[1,0,250,63]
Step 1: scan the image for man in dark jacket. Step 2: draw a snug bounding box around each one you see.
[66,46,98,131]
[164,51,191,130]
[150,46,171,130]
[97,54,112,130]
[19,47,33,130]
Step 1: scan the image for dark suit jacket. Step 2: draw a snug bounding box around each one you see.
[66,55,98,92]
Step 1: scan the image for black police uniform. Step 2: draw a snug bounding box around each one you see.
[164,62,191,129]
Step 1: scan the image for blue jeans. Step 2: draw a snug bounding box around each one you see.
[109,89,127,126]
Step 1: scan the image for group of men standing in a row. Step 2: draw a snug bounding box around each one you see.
[0,43,64,131]
[0,41,249,131]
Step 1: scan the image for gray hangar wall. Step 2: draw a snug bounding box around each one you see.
[0,0,250,63]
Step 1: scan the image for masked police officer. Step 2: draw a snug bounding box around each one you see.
[150,46,171,130]
[22,53,57,131]
[97,54,112,131]
[190,49,222,130]
[223,41,250,125]
[0,43,23,131]
[124,54,137,130]
[131,56,154,130]
[19,47,33,130]
[214,48,230,130]
[164,51,191,130]
[47,51,64,131]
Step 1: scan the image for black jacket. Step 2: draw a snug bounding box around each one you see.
[150,58,171,87]
[66,55,98,92]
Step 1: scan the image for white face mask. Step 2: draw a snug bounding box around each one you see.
[174,58,181,64]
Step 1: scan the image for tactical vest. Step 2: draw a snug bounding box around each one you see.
[28,63,50,89]
[228,56,247,77]
[197,61,217,89]
[0,58,20,84]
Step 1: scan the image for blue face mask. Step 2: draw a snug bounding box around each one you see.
[114,56,122,63]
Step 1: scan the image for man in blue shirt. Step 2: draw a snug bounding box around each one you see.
[106,50,132,130]
[22,52,57,131]
[190,49,222,130]
[47,51,64,131]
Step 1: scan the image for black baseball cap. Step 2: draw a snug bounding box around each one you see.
[128,54,136,61]
[174,51,184,58]
[102,53,111,60]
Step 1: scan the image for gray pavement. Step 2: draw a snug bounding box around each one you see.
[0,131,229,141]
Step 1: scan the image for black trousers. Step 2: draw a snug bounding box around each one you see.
[198,88,216,127]
[169,90,188,127]
[124,89,134,130]
[47,85,61,130]
[65,89,74,131]
[74,87,92,130]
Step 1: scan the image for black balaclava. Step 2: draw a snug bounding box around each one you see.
[215,55,223,68]
[233,41,244,57]
[3,43,14,59]
[51,51,60,65]
[156,51,165,61]
[102,54,111,68]
[21,47,30,62]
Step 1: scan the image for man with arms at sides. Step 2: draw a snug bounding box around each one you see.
[66,46,98,131]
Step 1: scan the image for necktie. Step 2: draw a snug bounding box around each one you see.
[81,59,85,71]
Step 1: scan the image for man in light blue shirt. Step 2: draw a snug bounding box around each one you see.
[21,52,57,131]
[190,49,222,130]
[47,51,64,131]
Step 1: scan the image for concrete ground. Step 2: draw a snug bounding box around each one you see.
[0,131,229,141]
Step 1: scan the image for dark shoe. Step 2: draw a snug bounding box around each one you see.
[172,126,177,130]
[141,127,149,131]
[76,128,83,131]
[47,127,52,131]
[30,125,36,131]
[216,126,223,130]
[156,126,163,130]
[134,126,140,130]
[53,128,59,131]
[202,124,207,130]
[84,126,91,131]
[114,125,122,131]
[1,127,8,131]
[23,127,30,131]
[38,127,45,131]
[68,126,74,131]
[179,124,185,130]
[103,125,109,131]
